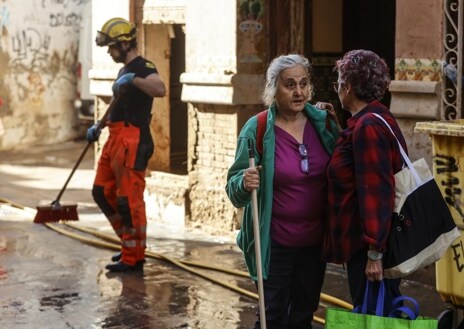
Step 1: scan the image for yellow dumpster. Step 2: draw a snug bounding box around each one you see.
[415,120,464,307]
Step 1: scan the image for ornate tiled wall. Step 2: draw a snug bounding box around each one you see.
[395,58,441,82]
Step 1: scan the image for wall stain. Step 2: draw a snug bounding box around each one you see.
[27,72,45,106]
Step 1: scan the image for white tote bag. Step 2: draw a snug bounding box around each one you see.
[372,114,460,279]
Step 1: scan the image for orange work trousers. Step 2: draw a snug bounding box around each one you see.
[92,122,153,266]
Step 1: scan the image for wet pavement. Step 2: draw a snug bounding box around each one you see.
[0,214,258,328]
[0,140,452,328]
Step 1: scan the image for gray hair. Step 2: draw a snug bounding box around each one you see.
[262,54,313,106]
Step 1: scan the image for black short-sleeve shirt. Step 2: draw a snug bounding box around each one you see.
[110,56,158,128]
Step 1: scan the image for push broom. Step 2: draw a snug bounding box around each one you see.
[34,97,118,223]
[247,139,267,328]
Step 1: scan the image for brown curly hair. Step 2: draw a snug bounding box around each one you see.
[334,49,390,102]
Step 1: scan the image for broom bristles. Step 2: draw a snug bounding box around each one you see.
[34,202,79,223]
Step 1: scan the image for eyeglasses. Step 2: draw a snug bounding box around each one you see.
[298,144,309,174]
[333,81,346,93]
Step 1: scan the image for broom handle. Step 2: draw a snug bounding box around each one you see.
[248,139,267,329]
[53,97,117,205]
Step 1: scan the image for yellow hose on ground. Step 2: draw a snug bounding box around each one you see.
[46,222,325,325]
[64,222,249,277]
[46,223,260,298]
[0,197,353,325]
[62,222,353,311]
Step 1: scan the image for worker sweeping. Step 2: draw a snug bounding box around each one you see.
[88,17,166,272]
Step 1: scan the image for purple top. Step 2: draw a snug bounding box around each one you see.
[271,120,330,247]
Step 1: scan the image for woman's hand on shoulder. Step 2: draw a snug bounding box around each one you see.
[315,101,342,132]
[315,101,334,112]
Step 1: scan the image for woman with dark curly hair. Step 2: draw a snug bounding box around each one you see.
[322,49,408,314]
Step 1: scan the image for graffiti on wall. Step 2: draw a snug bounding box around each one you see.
[436,153,464,224]
[39,0,87,9]
[11,28,51,66]
[238,0,264,64]
[40,0,86,32]
[436,153,464,274]
[2,1,82,107]
[450,239,464,272]
[50,12,81,32]
[0,0,86,147]
[9,27,77,105]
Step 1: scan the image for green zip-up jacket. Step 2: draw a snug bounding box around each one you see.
[225,102,339,281]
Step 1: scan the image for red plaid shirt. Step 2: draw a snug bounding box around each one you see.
[324,101,407,264]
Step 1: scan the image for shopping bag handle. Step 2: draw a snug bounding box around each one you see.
[353,280,386,316]
[354,280,421,320]
[371,113,422,187]
[388,295,420,320]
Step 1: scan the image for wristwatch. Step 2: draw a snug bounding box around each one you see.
[367,250,383,261]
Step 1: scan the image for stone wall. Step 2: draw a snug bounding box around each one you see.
[0,0,87,150]
[184,101,263,233]
[187,103,240,233]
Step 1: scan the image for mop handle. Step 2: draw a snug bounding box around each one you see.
[248,139,267,329]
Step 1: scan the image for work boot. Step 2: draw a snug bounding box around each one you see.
[111,251,122,262]
[111,251,146,264]
[105,261,144,272]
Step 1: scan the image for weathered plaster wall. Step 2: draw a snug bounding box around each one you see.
[396,0,443,59]
[0,0,86,150]
[144,23,171,172]
[184,0,236,75]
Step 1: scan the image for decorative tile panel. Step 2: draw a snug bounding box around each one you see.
[395,58,441,82]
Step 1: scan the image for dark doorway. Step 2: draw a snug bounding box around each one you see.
[309,0,396,127]
[169,24,187,175]
[268,0,395,128]
[343,0,396,107]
